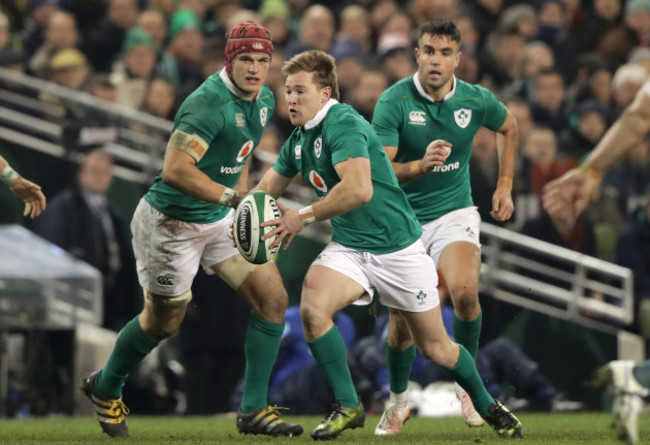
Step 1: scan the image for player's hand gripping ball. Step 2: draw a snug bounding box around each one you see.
[233,191,281,264]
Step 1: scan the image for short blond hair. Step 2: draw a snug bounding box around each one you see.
[282,50,340,100]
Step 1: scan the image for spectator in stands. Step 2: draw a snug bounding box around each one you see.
[136,9,167,52]
[560,99,608,161]
[530,69,569,134]
[141,77,176,120]
[35,150,139,330]
[21,0,59,59]
[504,41,554,101]
[505,98,533,143]
[535,0,579,81]
[350,70,388,123]
[625,0,650,47]
[611,63,647,117]
[265,48,285,92]
[569,62,613,112]
[376,33,416,85]
[156,9,204,100]
[284,5,335,59]
[110,27,158,110]
[468,0,504,45]
[456,43,480,84]
[469,127,502,225]
[480,28,526,91]
[0,154,46,219]
[40,48,90,120]
[499,4,538,42]
[605,140,650,217]
[86,74,116,103]
[616,194,650,315]
[331,40,363,103]
[579,0,623,53]
[259,0,290,49]
[628,46,650,75]
[0,10,12,54]
[516,126,575,227]
[455,15,480,50]
[87,0,139,73]
[336,5,372,61]
[28,10,78,78]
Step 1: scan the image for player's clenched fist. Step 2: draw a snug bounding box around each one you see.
[421,139,452,173]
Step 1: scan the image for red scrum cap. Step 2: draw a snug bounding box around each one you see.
[225,22,273,76]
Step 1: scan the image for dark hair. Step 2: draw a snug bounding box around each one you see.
[418,19,461,44]
[282,50,340,100]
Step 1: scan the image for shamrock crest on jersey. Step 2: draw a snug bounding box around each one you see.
[236,140,254,163]
[314,137,322,158]
[454,108,472,128]
[260,107,268,126]
[309,170,327,193]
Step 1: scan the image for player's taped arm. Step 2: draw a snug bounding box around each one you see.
[162,135,239,207]
[168,129,209,162]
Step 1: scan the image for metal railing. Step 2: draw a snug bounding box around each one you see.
[480,222,634,334]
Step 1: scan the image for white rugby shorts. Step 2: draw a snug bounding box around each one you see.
[311,240,439,312]
[420,206,481,264]
[131,199,239,296]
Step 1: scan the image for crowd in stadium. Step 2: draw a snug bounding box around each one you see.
[2,0,650,269]
[2,0,650,438]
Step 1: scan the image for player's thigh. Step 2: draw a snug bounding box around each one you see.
[301,265,367,320]
[437,241,481,294]
[131,199,205,297]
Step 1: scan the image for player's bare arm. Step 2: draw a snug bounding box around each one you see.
[384,140,452,184]
[544,81,650,219]
[1,155,47,218]
[491,110,518,221]
[162,134,240,207]
[262,156,373,249]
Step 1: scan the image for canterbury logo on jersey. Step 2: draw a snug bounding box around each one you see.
[409,111,426,125]
[432,161,460,173]
[309,170,328,193]
[236,140,254,163]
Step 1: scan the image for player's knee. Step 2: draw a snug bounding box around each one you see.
[145,289,192,310]
[299,301,328,336]
[448,284,479,314]
[253,293,288,322]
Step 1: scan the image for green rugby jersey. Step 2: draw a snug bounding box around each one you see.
[145,69,275,223]
[373,75,507,223]
[273,100,422,254]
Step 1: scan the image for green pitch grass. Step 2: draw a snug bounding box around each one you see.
[0,413,647,444]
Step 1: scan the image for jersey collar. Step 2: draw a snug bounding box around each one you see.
[303,98,339,130]
[413,73,457,102]
[219,68,260,102]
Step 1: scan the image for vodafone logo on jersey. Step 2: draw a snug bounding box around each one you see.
[236,140,254,163]
[309,170,328,193]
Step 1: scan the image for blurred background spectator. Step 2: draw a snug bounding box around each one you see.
[34,150,139,330]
